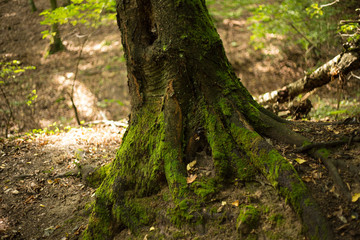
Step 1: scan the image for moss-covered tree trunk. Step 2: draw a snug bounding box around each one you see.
[83,0,334,239]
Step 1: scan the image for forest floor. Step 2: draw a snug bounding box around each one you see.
[1,0,360,239]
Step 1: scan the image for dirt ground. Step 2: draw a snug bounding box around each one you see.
[0,0,360,239]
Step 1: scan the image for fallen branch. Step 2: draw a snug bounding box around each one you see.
[256,50,360,104]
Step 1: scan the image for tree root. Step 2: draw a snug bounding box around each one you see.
[295,136,360,152]
[255,112,357,202]
[312,149,352,201]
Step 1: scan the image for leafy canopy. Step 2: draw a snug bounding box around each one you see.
[40,0,116,39]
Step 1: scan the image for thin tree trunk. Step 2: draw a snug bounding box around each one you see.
[48,0,64,54]
[257,50,360,104]
[29,0,37,12]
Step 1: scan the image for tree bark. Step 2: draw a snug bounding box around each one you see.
[83,1,334,239]
[257,49,360,104]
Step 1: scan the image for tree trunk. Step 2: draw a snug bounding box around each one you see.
[257,50,360,104]
[48,0,64,55]
[29,0,37,12]
[83,0,334,239]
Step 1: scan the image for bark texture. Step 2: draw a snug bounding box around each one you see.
[83,1,334,239]
[257,50,360,104]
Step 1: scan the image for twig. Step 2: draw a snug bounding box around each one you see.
[320,0,339,8]
[350,71,360,80]
[68,4,106,125]
[339,20,360,24]
[287,22,321,54]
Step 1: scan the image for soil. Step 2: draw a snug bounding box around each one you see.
[0,0,359,239]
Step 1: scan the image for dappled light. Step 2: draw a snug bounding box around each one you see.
[1,0,359,239]
[53,73,103,120]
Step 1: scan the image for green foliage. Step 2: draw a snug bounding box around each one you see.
[1,60,36,137]
[29,122,72,135]
[338,13,360,45]
[26,89,38,106]
[247,0,355,51]
[310,97,360,120]
[96,98,123,108]
[40,0,116,34]
[0,60,35,79]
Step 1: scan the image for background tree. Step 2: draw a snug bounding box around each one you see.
[83,0,338,239]
[47,0,65,54]
[29,0,37,12]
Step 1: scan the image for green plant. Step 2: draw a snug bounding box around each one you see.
[29,122,72,136]
[96,98,123,108]
[0,61,36,138]
[247,0,354,54]
[39,0,117,125]
[40,0,116,33]
[338,9,360,46]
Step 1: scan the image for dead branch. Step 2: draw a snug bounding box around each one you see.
[256,50,360,104]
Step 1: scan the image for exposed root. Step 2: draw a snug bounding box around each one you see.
[312,149,353,201]
[295,136,360,153]
[256,110,355,201]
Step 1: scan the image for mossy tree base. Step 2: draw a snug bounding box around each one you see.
[83,0,334,239]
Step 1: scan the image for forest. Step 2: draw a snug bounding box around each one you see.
[0,0,359,239]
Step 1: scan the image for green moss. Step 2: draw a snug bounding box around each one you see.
[316,148,330,159]
[236,205,260,235]
[269,213,284,226]
[192,178,217,200]
[86,163,112,188]
[169,198,196,227]
[302,140,312,147]
[112,198,153,232]
[219,98,232,116]
[203,108,256,181]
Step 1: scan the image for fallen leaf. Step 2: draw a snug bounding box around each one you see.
[295,158,307,164]
[302,176,312,182]
[232,200,239,207]
[352,193,360,202]
[186,160,197,171]
[11,189,19,195]
[186,174,197,184]
[47,179,54,184]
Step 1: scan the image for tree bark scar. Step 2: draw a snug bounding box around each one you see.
[166,79,183,162]
[129,72,143,105]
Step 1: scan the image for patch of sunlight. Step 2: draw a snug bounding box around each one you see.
[42,124,124,153]
[262,44,280,55]
[83,40,121,55]
[65,72,74,79]
[53,74,99,119]
[254,62,271,73]
[265,33,285,40]
[4,12,16,17]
